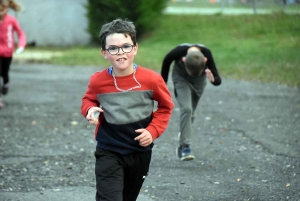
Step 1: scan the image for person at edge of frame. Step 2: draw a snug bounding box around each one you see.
[0,0,26,108]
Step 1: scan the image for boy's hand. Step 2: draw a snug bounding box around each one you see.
[86,106,103,126]
[134,129,153,147]
[15,47,24,54]
[205,69,215,83]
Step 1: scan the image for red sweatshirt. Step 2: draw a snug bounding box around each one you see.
[0,14,26,57]
[81,65,174,154]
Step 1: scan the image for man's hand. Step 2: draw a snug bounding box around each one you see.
[205,69,215,83]
[134,129,153,147]
[86,106,103,126]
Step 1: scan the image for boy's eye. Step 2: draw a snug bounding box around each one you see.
[123,44,132,49]
[108,46,118,51]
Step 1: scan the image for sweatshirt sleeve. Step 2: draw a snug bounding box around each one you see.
[161,45,187,83]
[161,46,182,83]
[13,18,26,48]
[81,74,101,117]
[146,74,174,140]
[161,52,173,84]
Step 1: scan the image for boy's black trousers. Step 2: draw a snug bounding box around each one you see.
[94,148,151,201]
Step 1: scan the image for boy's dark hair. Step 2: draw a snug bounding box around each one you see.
[185,51,205,77]
[99,18,137,50]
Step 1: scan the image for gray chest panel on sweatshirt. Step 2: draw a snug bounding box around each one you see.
[97,90,154,125]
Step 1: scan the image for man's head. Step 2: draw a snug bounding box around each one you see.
[99,18,137,50]
[184,50,206,77]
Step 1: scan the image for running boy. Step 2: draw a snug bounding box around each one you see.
[0,0,26,108]
[81,18,174,201]
[161,43,221,161]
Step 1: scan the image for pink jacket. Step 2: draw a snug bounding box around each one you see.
[0,14,26,57]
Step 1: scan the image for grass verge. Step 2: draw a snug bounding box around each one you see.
[16,13,300,87]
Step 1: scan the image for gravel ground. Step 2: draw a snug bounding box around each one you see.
[0,63,299,201]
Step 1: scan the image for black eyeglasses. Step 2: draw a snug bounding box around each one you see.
[104,44,135,55]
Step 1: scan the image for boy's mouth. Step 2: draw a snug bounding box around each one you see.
[117,58,126,61]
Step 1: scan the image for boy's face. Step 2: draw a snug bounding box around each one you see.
[101,33,138,75]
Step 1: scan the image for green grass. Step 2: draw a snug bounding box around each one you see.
[23,13,300,86]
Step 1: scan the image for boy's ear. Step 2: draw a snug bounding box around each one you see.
[101,49,108,59]
[133,43,138,55]
[204,57,207,63]
[182,57,186,62]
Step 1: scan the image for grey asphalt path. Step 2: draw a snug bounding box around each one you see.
[1,63,300,201]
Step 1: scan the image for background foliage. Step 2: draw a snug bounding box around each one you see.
[19,2,300,87]
[85,0,168,43]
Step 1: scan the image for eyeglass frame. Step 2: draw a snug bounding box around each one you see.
[104,44,135,55]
